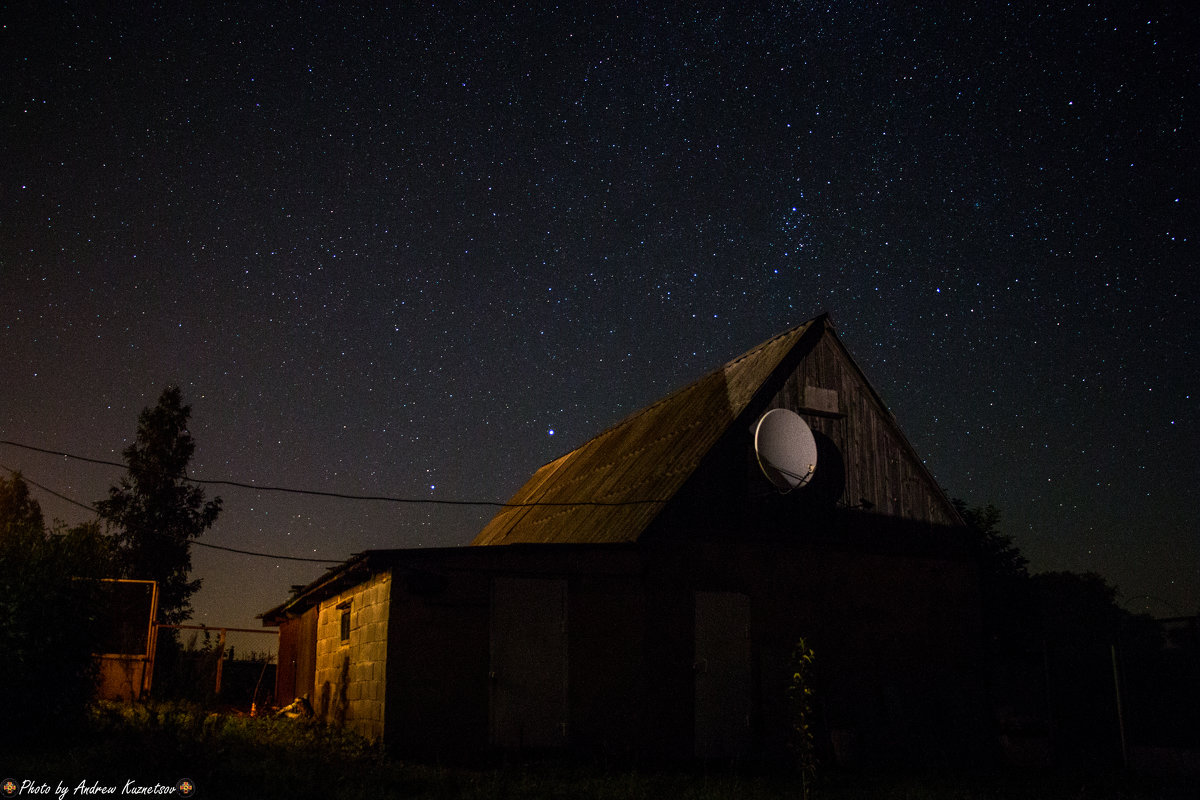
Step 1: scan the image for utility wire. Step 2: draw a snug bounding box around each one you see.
[0,462,93,511]
[193,542,339,563]
[0,462,341,564]
[0,439,667,508]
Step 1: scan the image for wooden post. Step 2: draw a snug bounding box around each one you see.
[143,582,159,698]
[215,628,227,696]
[1111,643,1128,769]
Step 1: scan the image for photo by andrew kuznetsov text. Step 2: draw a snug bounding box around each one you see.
[1,779,194,798]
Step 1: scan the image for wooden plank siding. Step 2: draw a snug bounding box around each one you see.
[764,327,959,527]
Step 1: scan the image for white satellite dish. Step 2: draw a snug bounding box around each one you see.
[754,408,818,492]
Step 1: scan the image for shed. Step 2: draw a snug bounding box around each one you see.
[262,316,988,763]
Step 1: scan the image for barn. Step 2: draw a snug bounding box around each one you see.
[262,315,988,763]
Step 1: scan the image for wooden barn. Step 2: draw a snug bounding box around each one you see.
[262,315,988,763]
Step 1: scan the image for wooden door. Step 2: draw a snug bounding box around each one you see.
[694,591,752,758]
[489,577,569,748]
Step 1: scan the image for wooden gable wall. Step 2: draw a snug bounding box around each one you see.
[762,324,960,527]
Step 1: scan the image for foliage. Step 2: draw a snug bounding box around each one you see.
[151,628,222,705]
[95,386,221,624]
[0,473,113,742]
[952,499,1034,652]
[1033,571,1127,638]
[4,702,1178,800]
[0,469,45,543]
[785,638,818,796]
[58,702,388,797]
[953,498,1190,764]
[1031,571,1170,764]
[952,500,1029,583]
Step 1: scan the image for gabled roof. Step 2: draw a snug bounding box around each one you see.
[471,318,821,546]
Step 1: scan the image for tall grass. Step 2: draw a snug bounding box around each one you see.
[2,702,1182,799]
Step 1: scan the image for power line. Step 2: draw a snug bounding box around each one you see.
[0,462,342,564]
[194,541,340,563]
[0,440,125,470]
[0,462,95,513]
[0,438,667,508]
[1,433,673,565]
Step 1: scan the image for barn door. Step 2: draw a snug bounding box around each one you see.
[694,591,752,759]
[489,577,568,749]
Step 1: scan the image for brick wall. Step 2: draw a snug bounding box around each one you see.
[314,569,391,742]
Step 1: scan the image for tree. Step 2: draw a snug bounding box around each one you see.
[0,468,44,543]
[0,472,112,740]
[952,501,1188,763]
[953,500,1029,585]
[952,499,1034,652]
[96,386,221,625]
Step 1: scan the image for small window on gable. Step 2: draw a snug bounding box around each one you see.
[337,600,351,642]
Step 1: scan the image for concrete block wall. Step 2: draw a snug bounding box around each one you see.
[314,569,391,742]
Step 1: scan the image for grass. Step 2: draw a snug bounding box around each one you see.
[2,703,1188,799]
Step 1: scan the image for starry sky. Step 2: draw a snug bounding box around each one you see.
[3,2,1196,631]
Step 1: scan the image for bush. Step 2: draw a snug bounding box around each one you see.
[0,474,113,742]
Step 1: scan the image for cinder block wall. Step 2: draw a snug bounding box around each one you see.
[314,570,392,742]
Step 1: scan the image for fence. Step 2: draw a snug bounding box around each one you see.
[150,624,279,711]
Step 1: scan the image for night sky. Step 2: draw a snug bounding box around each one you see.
[3,3,1196,631]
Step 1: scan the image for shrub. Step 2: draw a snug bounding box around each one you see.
[786,638,818,797]
[0,474,112,742]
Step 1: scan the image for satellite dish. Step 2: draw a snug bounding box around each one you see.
[754,408,818,492]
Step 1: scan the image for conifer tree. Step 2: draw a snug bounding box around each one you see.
[96,386,221,624]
